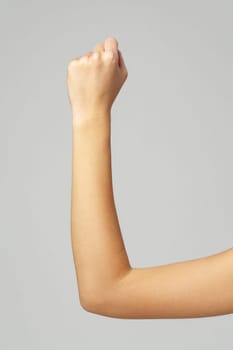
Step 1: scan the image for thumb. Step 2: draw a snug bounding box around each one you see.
[104,37,120,64]
[104,37,119,53]
[118,49,128,77]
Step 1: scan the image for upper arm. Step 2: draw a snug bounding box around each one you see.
[92,247,233,319]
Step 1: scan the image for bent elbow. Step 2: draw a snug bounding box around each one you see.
[79,289,107,315]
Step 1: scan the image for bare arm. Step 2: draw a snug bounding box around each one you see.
[71,114,131,308]
[97,246,233,319]
[67,37,233,319]
[71,112,233,319]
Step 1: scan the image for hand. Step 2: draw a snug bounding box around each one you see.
[67,37,128,121]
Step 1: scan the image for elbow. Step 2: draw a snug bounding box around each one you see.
[79,268,132,316]
[79,288,108,315]
[80,298,94,313]
[80,298,105,315]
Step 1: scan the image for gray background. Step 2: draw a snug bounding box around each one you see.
[1,0,233,348]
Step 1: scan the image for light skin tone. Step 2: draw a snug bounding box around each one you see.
[66,36,233,319]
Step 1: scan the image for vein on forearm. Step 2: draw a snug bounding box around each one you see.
[71,115,131,300]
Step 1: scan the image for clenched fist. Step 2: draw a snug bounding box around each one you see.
[67,37,128,123]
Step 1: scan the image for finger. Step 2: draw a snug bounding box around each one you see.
[73,51,92,62]
[104,37,119,61]
[104,36,118,52]
[93,43,105,52]
[85,51,93,57]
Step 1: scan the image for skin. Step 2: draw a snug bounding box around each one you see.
[66,36,233,319]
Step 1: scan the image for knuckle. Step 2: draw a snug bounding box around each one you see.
[104,50,114,61]
[103,50,118,66]
[90,51,101,62]
[95,43,102,49]
[67,57,84,72]
[67,59,77,71]
[80,55,88,64]
[89,52,102,66]
[91,51,101,60]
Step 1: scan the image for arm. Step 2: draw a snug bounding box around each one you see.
[67,37,233,319]
[99,246,233,319]
[67,37,131,309]
[71,114,131,309]
[71,113,233,320]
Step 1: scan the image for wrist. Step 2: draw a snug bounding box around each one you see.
[72,111,111,138]
[72,110,110,127]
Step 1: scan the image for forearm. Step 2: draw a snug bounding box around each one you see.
[71,113,131,309]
